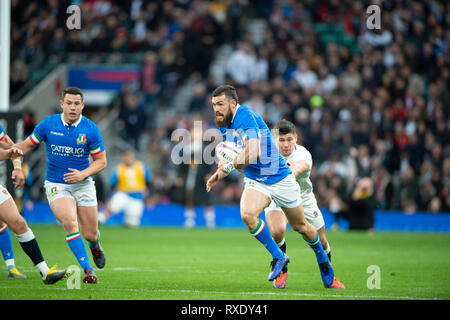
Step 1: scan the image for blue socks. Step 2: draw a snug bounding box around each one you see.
[0,225,14,269]
[250,218,284,259]
[304,232,328,264]
[66,232,93,272]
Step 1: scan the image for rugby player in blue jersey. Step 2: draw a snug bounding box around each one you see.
[206,85,338,288]
[14,87,107,284]
[0,125,68,284]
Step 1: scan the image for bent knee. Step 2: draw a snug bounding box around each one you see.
[291,221,310,235]
[60,215,78,233]
[10,216,28,234]
[270,226,286,244]
[81,229,98,243]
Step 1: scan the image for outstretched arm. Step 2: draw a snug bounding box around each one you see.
[0,147,23,161]
[14,137,37,156]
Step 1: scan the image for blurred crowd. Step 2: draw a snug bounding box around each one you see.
[10,0,450,214]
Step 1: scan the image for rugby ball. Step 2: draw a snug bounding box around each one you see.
[216,141,243,163]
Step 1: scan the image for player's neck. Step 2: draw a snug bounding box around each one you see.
[62,114,82,125]
[231,103,240,122]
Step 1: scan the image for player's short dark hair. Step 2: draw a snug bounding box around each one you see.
[274,119,297,135]
[62,87,84,101]
[212,85,239,104]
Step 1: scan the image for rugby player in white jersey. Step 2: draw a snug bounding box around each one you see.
[266,119,343,289]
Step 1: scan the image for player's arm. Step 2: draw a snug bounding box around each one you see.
[2,134,26,187]
[233,138,259,170]
[289,160,310,177]
[208,137,259,192]
[0,141,10,149]
[0,148,8,160]
[0,147,23,161]
[64,151,107,184]
[14,137,38,155]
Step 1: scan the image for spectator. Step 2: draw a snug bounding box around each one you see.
[290,59,318,90]
[117,93,146,150]
[226,41,256,86]
[140,50,162,124]
[330,177,376,232]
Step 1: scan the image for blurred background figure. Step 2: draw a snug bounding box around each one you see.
[99,150,152,228]
[171,123,216,228]
[329,177,376,232]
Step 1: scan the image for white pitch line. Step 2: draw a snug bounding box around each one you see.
[148,289,443,300]
[0,285,444,300]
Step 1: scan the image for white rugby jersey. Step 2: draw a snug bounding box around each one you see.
[283,144,313,195]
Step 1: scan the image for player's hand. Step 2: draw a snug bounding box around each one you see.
[11,168,25,188]
[63,168,86,183]
[7,147,23,158]
[206,171,219,192]
[206,168,228,192]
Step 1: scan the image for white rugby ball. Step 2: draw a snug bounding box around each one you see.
[216,141,243,163]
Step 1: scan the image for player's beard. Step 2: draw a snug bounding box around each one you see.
[214,107,233,127]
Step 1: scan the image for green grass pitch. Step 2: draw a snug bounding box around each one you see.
[0,225,449,300]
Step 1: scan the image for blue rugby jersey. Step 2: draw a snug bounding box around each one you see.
[217,105,291,184]
[29,114,105,184]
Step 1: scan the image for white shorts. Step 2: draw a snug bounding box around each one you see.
[109,192,144,226]
[265,190,325,230]
[44,179,97,207]
[243,174,302,209]
[0,184,12,206]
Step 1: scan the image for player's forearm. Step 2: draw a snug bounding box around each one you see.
[233,139,259,170]
[290,160,310,177]
[0,149,9,160]
[0,141,10,149]
[81,158,107,178]
[14,139,35,156]
[2,135,23,169]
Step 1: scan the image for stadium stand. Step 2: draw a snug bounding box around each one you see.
[8,0,450,217]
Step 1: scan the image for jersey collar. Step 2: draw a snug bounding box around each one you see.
[61,113,82,127]
[231,104,241,123]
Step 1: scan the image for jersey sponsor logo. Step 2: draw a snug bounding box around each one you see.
[50,144,85,157]
[50,131,64,136]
